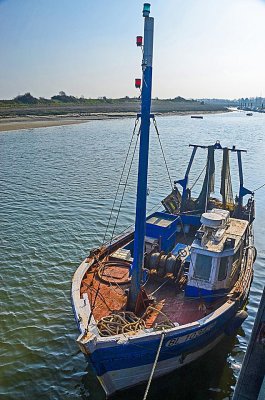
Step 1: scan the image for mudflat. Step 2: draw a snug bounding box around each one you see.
[0,100,228,132]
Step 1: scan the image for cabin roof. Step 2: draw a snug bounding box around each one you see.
[193,217,249,253]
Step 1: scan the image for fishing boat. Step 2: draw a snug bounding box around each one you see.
[71,4,256,397]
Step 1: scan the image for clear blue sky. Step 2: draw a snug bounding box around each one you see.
[0,0,265,99]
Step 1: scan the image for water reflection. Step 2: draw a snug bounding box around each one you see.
[78,333,239,400]
[0,112,264,400]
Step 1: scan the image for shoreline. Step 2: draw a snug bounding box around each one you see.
[0,110,230,133]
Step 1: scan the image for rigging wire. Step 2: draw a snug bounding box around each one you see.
[101,198,164,247]
[87,119,140,327]
[152,117,173,190]
[87,125,141,327]
[102,117,140,245]
[101,115,180,246]
[189,163,207,191]
[109,125,140,242]
[253,182,265,192]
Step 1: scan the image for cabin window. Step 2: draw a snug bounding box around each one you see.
[218,257,229,281]
[194,254,212,281]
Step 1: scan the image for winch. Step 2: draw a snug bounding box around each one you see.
[145,251,182,278]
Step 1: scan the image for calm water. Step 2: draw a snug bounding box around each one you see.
[1,111,265,400]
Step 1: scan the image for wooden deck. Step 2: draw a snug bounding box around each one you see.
[80,259,225,328]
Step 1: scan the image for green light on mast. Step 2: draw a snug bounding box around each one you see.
[143,3,151,17]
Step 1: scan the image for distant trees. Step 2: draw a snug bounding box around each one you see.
[12,91,83,105]
[173,96,191,102]
[14,92,38,104]
[51,91,79,103]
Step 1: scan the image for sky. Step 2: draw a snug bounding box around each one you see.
[0,0,265,100]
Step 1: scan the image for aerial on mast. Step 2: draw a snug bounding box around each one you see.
[128,3,154,310]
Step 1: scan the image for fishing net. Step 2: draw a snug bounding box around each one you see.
[220,147,234,207]
[195,145,215,211]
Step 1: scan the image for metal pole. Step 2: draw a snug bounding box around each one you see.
[128,4,154,310]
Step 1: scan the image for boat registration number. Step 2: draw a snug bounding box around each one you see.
[166,322,216,347]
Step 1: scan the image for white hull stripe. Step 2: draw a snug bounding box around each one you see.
[98,334,224,396]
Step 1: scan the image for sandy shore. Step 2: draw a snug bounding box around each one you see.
[0,110,229,133]
[0,113,138,132]
[0,99,229,132]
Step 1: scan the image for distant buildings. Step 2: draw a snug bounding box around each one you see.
[198,97,265,110]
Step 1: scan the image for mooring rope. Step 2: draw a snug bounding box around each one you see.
[143,331,165,400]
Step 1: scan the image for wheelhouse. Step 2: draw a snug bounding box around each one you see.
[186,209,248,300]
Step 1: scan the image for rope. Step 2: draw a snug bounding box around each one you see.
[83,283,112,312]
[176,211,202,297]
[143,305,175,330]
[97,311,145,336]
[97,260,131,285]
[149,279,170,296]
[152,117,173,189]
[96,305,175,337]
[143,332,165,400]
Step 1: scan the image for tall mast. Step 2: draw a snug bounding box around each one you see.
[128,3,154,310]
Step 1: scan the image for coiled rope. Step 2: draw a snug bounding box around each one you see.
[97,311,146,336]
[96,305,174,337]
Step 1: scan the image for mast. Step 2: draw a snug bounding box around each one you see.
[128,3,154,310]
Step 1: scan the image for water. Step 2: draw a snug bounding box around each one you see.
[0,111,264,400]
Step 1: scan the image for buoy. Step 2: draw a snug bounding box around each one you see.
[225,310,248,336]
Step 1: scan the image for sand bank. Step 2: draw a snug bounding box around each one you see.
[0,110,228,133]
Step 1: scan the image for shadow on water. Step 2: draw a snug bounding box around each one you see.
[78,334,240,400]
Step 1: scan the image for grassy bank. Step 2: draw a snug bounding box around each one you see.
[0,98,227,118]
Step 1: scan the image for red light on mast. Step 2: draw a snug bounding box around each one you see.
[136,36,143,47]
[135,78,141,89]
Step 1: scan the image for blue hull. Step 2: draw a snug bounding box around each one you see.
[73,294,251,396]
[86,303,237,376]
